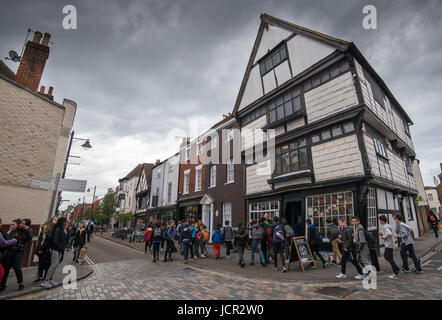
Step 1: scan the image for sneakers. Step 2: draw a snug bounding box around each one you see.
[322,262,329,269]
[49,280,57,287]
[227,255,232,260]
[41,281,52,289]
[400,268,410,273]
[331,260,337,265]
[18,284,24,291]
[281,267,287,273]
[273,266,279,271]
[33,278,43,283]
[412,269,424,274]
[240,262,245,268]
[156,256,159,262]
[388,274,399,279]
[336,273,347,279]
[261,262,266,267]
[184,260,187,264]
[354,274,365,280]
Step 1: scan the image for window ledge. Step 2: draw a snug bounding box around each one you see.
[224,181,235,185]
[267,171,312,185]
[263,110,305,131]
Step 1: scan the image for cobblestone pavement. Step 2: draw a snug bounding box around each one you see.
[17,250,442,300]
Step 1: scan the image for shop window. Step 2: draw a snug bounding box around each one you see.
[249,201,279,221]
[306,191,354,237]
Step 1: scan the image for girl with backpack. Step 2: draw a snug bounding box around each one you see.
[247,219,266,267]
[181,223,192,264]
[212,224,223,259]
[234,223,248,268]
[281,218,295,264]
[151,222,163,263]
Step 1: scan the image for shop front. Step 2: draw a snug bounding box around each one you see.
[178,197,202,222]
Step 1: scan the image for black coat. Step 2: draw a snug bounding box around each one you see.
[44,227,67,252]
[9,228,32,252]
[73,229,87,248]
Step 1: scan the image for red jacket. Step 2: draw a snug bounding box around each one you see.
[144,228,153,242]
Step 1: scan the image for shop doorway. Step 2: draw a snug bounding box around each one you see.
[285,201,304,236]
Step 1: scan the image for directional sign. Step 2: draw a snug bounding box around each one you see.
[57,179,87,192]
[30,178,87,192]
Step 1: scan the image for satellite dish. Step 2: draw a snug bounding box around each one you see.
[8,50,20,62]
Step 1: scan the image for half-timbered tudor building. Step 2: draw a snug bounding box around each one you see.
[135,163,154,220]
[233,14,420,248]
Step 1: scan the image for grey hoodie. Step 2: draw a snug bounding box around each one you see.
[398,223,414,246]
[380,224,394,248]
[354,224,366,245]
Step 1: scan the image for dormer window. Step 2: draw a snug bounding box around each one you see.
[259,44,288,76]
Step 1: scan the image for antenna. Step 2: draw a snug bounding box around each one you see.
[4,29,32,63]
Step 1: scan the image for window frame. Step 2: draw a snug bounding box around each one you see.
[273,137,309,177]
[210,164,216,188]
[226,158,234,183]
[195,166,202,192]
[259,44,288,77]
[183,170,190,194]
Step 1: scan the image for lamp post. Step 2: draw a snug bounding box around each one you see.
[55,130,92,214]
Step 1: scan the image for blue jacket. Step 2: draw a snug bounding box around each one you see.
[165,226,176,240]
[190,226,197,239]
[212,229,223,243]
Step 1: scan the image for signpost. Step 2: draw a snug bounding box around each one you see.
[288,236,316,272]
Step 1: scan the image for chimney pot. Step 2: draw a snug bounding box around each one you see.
[33,31,43,44]
[48,86,54,95]
[155,159,161,165]
[42,33,51,46]
[39,86,45,94]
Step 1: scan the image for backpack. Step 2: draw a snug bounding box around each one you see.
[153,227,162,238]
[361,229,376,250]
[429,215,436,222]
[284,224,295,238]
[273,224,285,242]
[328,225,340,240]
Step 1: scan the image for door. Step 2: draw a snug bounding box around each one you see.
[286,201,304,236]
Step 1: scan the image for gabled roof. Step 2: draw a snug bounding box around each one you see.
[135,163,154,193]
[232,13,350,116]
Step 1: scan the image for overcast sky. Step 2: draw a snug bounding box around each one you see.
[1,0,441,209]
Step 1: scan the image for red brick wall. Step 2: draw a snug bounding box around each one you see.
[178,142,206,198]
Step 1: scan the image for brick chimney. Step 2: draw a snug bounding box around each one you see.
[155,159,161,166]
[15,31,50,91]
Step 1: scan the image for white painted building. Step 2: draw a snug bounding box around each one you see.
[232,14,421,246]
[425,187,441,215]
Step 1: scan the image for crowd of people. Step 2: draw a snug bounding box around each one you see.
[0,216,96,293]
[143,211,439,280]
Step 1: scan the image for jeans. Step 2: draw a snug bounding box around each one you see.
[1,250,24,289]
[384,247,400,275]
[284,238,291,261]
[341,248,363,275]
[400,243,422,271]
[237,245,245,264]
[201,241,208,256]
[261,241,269,262]
[145,241,152,253]
[189,240,195,258]
[183,241,190,261]
[225,240,233,256]
[194,240,201,257]
[66,237,73,250]
[152,242,161,261]
[272,242,286,267]
[45,250,62,281]
[73,246,83,261]
[250,239,265,263]
[164,239,174,260]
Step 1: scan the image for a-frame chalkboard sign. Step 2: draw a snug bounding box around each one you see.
[288,236,316,272]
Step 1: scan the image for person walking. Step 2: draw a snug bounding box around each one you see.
[163,221,176,262]
[222,220,234,259]
[306,219,328,269]
[270,216,287,272]
[190,221,198,258]
[260,218,270,264]
[326,218,342,265]
[379,215,400,279]
[66,222,76,251]
[181,223,192,264]
[177,221,185,255]
[234,223,247,268]
[151,222,163,263]
[248,219,266,267]
[335,218,365,280]
[41,217,67,289]
[86,222,94,243]
[1,218,32,292]
[281,218,295,264]
[393,214,423,274]
[144,224,153,254]
[201,225,209,257]
[212,224,223,259]
[427,210,440,239]
[0,217,17,290]
[72,223,87,263]
[352,217,372,274]
[34,216,57,283]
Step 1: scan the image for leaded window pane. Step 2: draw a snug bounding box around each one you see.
[312,75,321,87]
[299,148,308,168]
[321,129,331,140]
[290,151,299,171]
[281,152,290,174]
[304,80,312,91]
[293,96,301,112]
[332,125,343,137]
[276,105,284,120]
[269,110,276,123]
[284,101,293,116]
[312,134,320,143]
[343,122,355,133]
[320,69,330,82]
[298,138,307,148]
